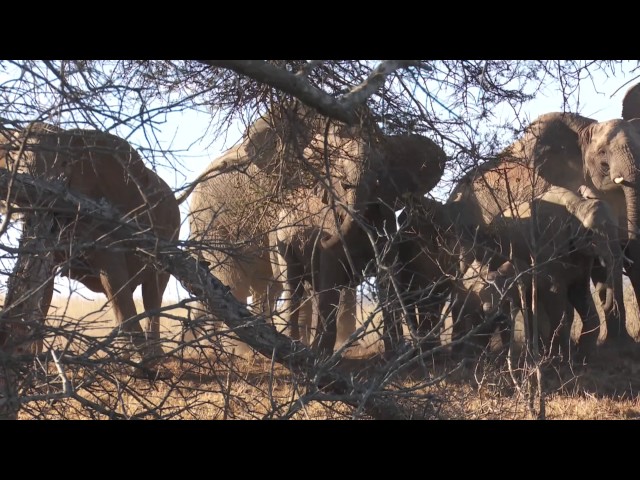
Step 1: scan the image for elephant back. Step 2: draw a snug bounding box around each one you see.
[447,157,551,226]
[448,112,596,227]
[4,125,180,242]
[0,122,64,175]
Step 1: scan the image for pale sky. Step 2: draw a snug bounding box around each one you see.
[2,61,640,301]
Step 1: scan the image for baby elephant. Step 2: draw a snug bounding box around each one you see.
[481,186,623,362]
[395,195,491,351]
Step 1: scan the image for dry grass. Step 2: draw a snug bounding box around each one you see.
[9,286,640,420]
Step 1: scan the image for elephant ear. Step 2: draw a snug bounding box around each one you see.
[622,82,640,121]
[244,116,280,168]
[523,112,593,187]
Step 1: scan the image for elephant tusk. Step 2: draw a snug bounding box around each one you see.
[624,254,634,266]
[614,176,625,184]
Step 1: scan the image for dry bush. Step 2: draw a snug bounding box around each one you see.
[7,290,639,420]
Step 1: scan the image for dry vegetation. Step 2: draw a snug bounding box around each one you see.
[4,61,640,420]
[14,287,640,420]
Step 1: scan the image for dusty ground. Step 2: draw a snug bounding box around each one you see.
[11,288,640,420]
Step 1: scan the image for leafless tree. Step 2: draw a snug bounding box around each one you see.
[0,60,637,420]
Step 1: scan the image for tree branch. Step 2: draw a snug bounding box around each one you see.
[199,60,427,124]
[0,169,410,419]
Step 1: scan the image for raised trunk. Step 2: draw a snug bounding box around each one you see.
[320,167,375,251]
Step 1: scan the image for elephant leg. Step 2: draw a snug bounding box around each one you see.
[450,285,485,357]
[33,276,55,354]
[271,238,306,341]
[273,270,303,341]
[415,283,450,350]
[534,288,566,359]
[141,270,170,358]
[288,278,307,342]
[336,287,357,347]
[377,275,404,355]
[297,295,314,346]
[93,251,146,360]
[312,249,345,355]
[266,280,282,318]
[567,281,600,362]
[141,272,168,341]
[626,240,640,338]
[313,287,341,356]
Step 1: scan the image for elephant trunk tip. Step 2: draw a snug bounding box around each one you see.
[603,286,615,314]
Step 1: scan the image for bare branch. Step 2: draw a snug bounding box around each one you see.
[198,60,426,124]
[0,169,409,420]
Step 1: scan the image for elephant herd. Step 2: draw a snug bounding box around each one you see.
[3,83,640,373]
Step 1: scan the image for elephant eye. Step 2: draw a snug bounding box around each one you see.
[598,148,606,156]
[600,162,610,173]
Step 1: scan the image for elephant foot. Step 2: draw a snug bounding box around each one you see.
[113,333,145,364]
[598,333,638,360]
[130,363,173,381]
[381,338,413,362]
[311,332,338,358]
[413,338,441,357]
[141,340,166,365]
[114,333,166,367]
[572,340,597,366]
[603,331,637,346]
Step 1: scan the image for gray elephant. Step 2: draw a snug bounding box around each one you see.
[267,121,448,354]
[448,85,640,344]
[473,186,623,361]
[0,122,182,368]
[395,185,621,362]
[393,195,484,350]
[188,104,447,354]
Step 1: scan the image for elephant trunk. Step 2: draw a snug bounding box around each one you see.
[597,221,627,339]
[601,267,615,314]
[320,168,376,251]
[320,211,354,250]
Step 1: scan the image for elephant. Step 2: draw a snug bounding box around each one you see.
[394,195,519,357]
[187,106,328,323]
[267,125,448,354]
[447,85,640,345]
[394,195,482,350]
[187,104,447,354]
[394,185,622,362]
[471,186,623,362]
[0,122,182,370]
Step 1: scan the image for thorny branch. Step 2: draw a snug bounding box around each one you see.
[198,60,428,124]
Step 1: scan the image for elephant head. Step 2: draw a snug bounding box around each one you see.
[508,100,640,245]
[242,103,324,174]
[320,132,448,253]
[579,118,640,242]
[311,122,385,251]
[0,122,65,179]
[374,134,447,210]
